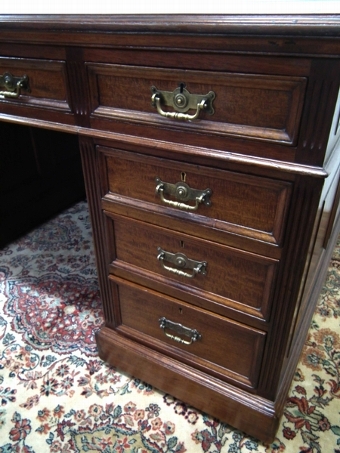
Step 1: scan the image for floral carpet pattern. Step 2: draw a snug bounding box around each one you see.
[0,200,339,452]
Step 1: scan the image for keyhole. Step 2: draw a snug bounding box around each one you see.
[179,308,183,314]
[181,172,186,182]
[180,240,184,248]
[179,82,186,93]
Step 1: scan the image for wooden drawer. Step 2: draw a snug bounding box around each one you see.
[111,276,266,388]
[0,57,74,123]
[105,213,278,321]
[99,146,292,245]
[87,63,306,146]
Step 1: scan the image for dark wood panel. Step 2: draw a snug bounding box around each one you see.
[106,213,278,321]
[0,56,76,125]
[88,63,306,145]
[0,57,70,106]
[112,276,266,388]
[99,146,292,245]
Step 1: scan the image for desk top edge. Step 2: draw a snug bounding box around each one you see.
[0,14,339,36]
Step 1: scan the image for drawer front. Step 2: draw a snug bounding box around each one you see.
[112,277,266,388]
[106,213,278,321]
[0,57,74,121]
[100,147,292,245]
[88,63,306,145]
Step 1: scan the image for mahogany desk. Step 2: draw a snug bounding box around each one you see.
[0,15,340,442]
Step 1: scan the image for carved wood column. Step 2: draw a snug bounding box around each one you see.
[78,135,112,324]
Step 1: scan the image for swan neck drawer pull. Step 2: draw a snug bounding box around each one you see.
[157,247,207,279]
[155,177,212,212]
[159,317,202,345]
[151,83,215,122]
[0,72,29,99]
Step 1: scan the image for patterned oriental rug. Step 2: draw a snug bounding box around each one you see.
[0,200,340,453]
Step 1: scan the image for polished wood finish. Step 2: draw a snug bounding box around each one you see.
[0,15,339,443]
[0,51,75,125]
[87,62,306,145]
[105,212,278,322]
[112,276,266,388]
[99,146,292,245]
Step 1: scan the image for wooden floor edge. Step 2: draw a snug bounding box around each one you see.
[96,326,279,444]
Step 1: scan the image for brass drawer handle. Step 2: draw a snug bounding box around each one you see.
[0,72,29,99]
[152,94,206,121]
[151,83,215,122]
[157,247,207,279]
[155,177,212,212]
[159,317,202,345]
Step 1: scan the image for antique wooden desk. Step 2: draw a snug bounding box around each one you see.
[0,15,339,442]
